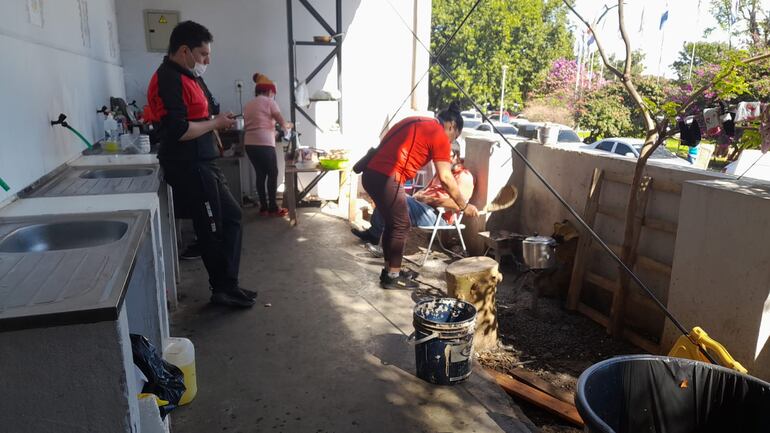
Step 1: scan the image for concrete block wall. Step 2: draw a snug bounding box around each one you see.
[496,142,735,339]
[0,0,125,203]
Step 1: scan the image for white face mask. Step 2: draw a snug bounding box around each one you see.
[193,62,207,77]
[186,48,207,77]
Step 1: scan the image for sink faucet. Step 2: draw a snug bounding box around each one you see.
[51,113,94,150]
[0,177,9,192]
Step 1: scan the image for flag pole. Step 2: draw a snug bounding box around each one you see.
[687,0,702,81]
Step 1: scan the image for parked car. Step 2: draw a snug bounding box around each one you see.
[461,110,482,120]
[473,122,518,137]
[584,137,692,167]
[487,111,511,122]
[463,118,482,130]
[509,117,530,128]
[516,122,583,146]
[457,121,519,156]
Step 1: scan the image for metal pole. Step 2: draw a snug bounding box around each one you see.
[336,0,343,132]
[575,33,584,93]
[687,0,702,81]
[410,0,419,110]
[286,0,296,127]
[499,65,507,122]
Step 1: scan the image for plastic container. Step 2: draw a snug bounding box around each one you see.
[409,298,477,385]
[576,355,770,433]
[137,134,151,154]
[103,114,119,152]
[318,158,348,170]
[162,337,197,405]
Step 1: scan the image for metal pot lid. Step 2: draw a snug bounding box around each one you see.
[523,235,556,245]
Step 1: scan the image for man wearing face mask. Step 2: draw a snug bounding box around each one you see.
[148,20,256,308]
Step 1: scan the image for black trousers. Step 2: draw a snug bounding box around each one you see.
[362,169,410,269]
[245,145,279,211]
[162,160,242,292]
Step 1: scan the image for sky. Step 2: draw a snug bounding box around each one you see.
[566,0,759,78]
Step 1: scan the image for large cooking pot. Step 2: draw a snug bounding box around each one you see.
[522,234,556,269]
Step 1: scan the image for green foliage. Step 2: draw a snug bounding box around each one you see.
[671,41,734,81]
[710,0,770,48]
[429,0,574,110]
[576,76,668,141]
[602,50,646,81]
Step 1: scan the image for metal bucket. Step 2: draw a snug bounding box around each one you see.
[409,298,477,385]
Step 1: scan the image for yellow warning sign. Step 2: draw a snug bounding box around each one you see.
[159,15,167,24]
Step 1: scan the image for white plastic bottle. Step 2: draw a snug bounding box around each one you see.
[103,113,119,152]
[162,337,197,405]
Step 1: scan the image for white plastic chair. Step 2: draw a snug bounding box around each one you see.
[415,207,467,266]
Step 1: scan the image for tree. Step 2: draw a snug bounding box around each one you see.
[564,0,770,338]
[603,50,646,81]
[430,0,574,110]
[710,0,770,48]
[671,41,735,81]
[576,76,667,141]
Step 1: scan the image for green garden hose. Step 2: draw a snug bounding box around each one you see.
[65,125,93,150]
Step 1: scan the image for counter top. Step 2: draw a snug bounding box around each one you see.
[69,154,160,167]
[24,165,160,198]
[0,210,149,331]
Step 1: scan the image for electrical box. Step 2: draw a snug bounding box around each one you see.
[144,10,179,53]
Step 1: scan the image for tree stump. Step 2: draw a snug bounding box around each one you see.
[446,257,502,350]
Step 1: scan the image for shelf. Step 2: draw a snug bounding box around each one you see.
[295,41,337,46]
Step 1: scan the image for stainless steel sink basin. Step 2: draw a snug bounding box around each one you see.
[79,168,154,179]
[23,164,160,197]
[0,211,149,331]
[0,220,128,253]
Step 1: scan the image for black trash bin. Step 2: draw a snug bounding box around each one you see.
[576,355,770,433]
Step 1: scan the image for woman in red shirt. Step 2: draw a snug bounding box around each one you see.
[363,103,479,289]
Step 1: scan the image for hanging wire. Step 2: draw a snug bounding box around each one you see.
[382,0,722,363]
[736,152,768,180]
[379,0,483,136]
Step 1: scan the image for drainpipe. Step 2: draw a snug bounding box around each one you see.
[0,177,9,192]
[410,0,419,110]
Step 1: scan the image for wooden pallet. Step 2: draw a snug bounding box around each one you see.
[565,168,679,352]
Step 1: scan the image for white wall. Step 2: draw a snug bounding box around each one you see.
[115,0,431,195]
[0,0,125,202]
[662,179,770,381]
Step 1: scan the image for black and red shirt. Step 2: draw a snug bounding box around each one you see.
[147,56,220,161]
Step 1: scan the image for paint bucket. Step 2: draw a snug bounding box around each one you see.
[409,298,477,385]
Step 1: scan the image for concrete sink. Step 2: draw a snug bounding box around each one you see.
[79,168,154,179]
[0,220,128,253]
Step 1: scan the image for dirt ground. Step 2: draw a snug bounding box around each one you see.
[355,219,642,432]
[476,264,642,432]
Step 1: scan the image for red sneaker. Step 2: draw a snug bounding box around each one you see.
[269,208,289,217]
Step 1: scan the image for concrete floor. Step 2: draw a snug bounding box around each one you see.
[170,207,535,433]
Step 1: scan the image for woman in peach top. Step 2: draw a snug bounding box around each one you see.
[243,73,292,216]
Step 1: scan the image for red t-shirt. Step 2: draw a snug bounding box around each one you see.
[367,117,452,183]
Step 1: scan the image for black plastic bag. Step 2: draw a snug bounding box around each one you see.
[130,334,186,418]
